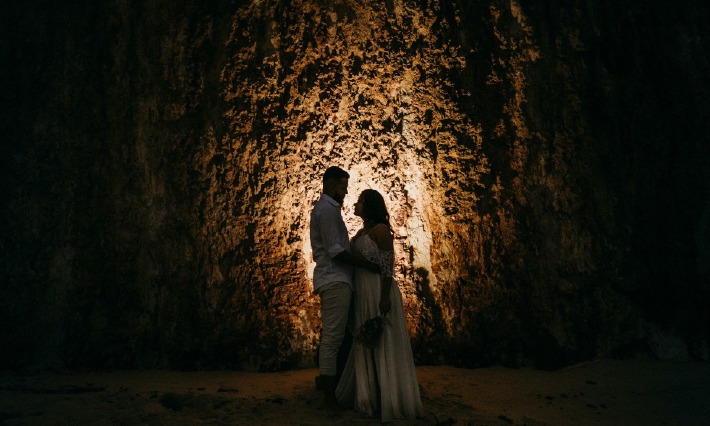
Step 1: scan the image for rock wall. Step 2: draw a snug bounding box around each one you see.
[2,0,708,370]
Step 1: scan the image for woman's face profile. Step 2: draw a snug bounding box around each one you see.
[354,195,364,218]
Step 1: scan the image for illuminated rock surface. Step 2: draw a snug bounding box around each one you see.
[2,0,709,370]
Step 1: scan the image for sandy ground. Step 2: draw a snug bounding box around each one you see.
[1,359,709,425]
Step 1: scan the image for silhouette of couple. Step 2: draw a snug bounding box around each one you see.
[310,166,423,421]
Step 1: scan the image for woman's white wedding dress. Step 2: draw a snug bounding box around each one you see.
[335,233,423,421]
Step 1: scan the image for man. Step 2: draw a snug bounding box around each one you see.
[310,166,380,410]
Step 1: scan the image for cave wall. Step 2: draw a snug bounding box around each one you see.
[2,0,708,370]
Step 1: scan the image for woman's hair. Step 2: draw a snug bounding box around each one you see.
[360,189,391,230]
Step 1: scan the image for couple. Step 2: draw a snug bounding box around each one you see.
[310,166,423,422]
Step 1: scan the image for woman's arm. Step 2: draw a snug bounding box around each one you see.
[379,276,392,316]
[370,224,394,315]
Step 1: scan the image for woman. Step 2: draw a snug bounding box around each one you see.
[335,189,423,422]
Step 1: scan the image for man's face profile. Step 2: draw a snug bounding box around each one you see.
[331,178,348,205]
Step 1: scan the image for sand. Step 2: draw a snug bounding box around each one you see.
[1,358,709,425]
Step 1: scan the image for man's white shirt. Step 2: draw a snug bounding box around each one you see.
[310,194,354,293]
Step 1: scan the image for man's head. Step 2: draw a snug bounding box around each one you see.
[322,166,350,205]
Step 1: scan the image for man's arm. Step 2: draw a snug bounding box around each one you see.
[317,204,381,273]
[333,250,380,273]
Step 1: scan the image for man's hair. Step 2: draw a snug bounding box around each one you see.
[323,166,349,183]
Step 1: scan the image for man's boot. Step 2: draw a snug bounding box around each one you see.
[319,375,341,410]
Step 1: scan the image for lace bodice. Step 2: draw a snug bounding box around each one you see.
[353,234,394,278]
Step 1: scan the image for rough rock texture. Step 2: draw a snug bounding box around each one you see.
[2,0,709,370]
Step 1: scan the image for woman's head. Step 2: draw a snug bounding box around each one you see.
[355,189,391,228]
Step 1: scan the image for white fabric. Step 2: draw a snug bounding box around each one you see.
[310,194,353,293]
[336,234,423,422]
[318,281,352,376]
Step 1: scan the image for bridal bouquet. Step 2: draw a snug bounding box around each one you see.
[356,316,384,349]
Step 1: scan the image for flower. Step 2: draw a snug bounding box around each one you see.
[356,316,384,349]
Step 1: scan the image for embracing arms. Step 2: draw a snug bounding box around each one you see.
[333,250,380,273]
[316,205,381,274]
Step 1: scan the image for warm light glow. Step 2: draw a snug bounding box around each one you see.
[400,150,436,290]
[300,163,410,283]
[218,0,540,360]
